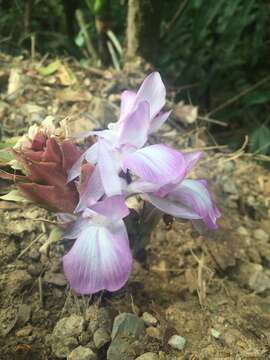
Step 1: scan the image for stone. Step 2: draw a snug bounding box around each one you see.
[111,313,145,340]
[235,262,270,293]
[43,272,67,287]
[146,326,161,340]
[67,346,97,360]
[135,353,159,360]
[17,304,31,326]
[142,312,158,327]
[16,325,33,337]
[51,315,84,358]
[93,328,110,349]
[254,229,269,242]
[86,306,111,333]
[168,335,186,350]
[7,270,32,295]
[210,328,220,339]
[237,226,249,237]
[107,313,145,360]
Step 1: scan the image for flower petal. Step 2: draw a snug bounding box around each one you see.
[91,195,130,222]
[183,151,203,172]
[135,72,166,118]
[143,193,200,219]
[148,110,171,134]
[63,221,132,294]
[122,144,186,186]
[120,90,136,119]
[75,165,104,212]
[169,179,221,229]
[118,101,150,149]
[98,138,122,196]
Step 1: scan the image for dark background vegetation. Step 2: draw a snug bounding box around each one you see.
[1,0,270,156]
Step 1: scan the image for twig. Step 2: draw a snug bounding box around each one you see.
[162,0,188,39]
[197,115,228,127]
[75,9,98,61]
[17,233,45,259]
[208,75,270,116]
[184,144,228,152]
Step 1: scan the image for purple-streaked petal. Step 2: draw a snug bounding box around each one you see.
[127,180,161,194]
[63,216,89,239]
[120,90,136,119]
[143,193,200,219]
[148,110,171,134]
[183,151,203,172]
[118,101,150,149]
[98,138,122,196]
[122,144,186,186]
[91,195,130,221]
[135,72,166,119]
[170,179,221,229]
[63,221,132,294]
[75,165,104,212]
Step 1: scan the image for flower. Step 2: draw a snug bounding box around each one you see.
[62,72,220,295]
[63,196,132,294]
[0,119,88,213]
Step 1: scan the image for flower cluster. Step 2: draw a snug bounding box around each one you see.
[63,72,221,294]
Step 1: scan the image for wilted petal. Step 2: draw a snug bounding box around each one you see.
[98,138,122,196]
[123,144,186,186]
[148,110,171,134]
[91,195,129,222]
[169,179,220,229]
[183,151,203,172]
[118,101,150,149]
[63,221,132,294]
[135,72,166,118]
[120,90,136,119]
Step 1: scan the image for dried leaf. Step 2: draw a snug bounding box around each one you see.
[37,60,61,76]
[0,189,29,203]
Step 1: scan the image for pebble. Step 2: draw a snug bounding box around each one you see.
[142,312,158,327]
[43,271,67,287]
[135,352,159,360]
[211,328,221,339]
[17,304,31,326]
[111,313,145,340]
[254,229,269,242]
[51,315,84,358]
[168,334,186,350]
[146,326,161,340]
[16,324,33,337]
[237,226,249,237]
[67,346,97,360]
[7,270,32,294]
[93,328,110,349]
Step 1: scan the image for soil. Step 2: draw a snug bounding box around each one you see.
[0,53,270,360]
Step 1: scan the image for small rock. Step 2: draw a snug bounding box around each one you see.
[7,270,32,294]
[17,304,31,326]
[135,352,159,360]
[67,346,97,360]
[168,334,186,350]
[111,313,145,340]
[142,312,158,327]
[53,315,84,338]
[237,226,249,237]
[146,326,161,340]
[27,263,43,276]
[16,325,33,337]
[236,262,270,293]
[51,315,84,358]
[254,229,269,242]
[210,328,220,339]
[86,306,111,333]
[43,272,67,287]
[222,179,239,196]
[93,328,110,349]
